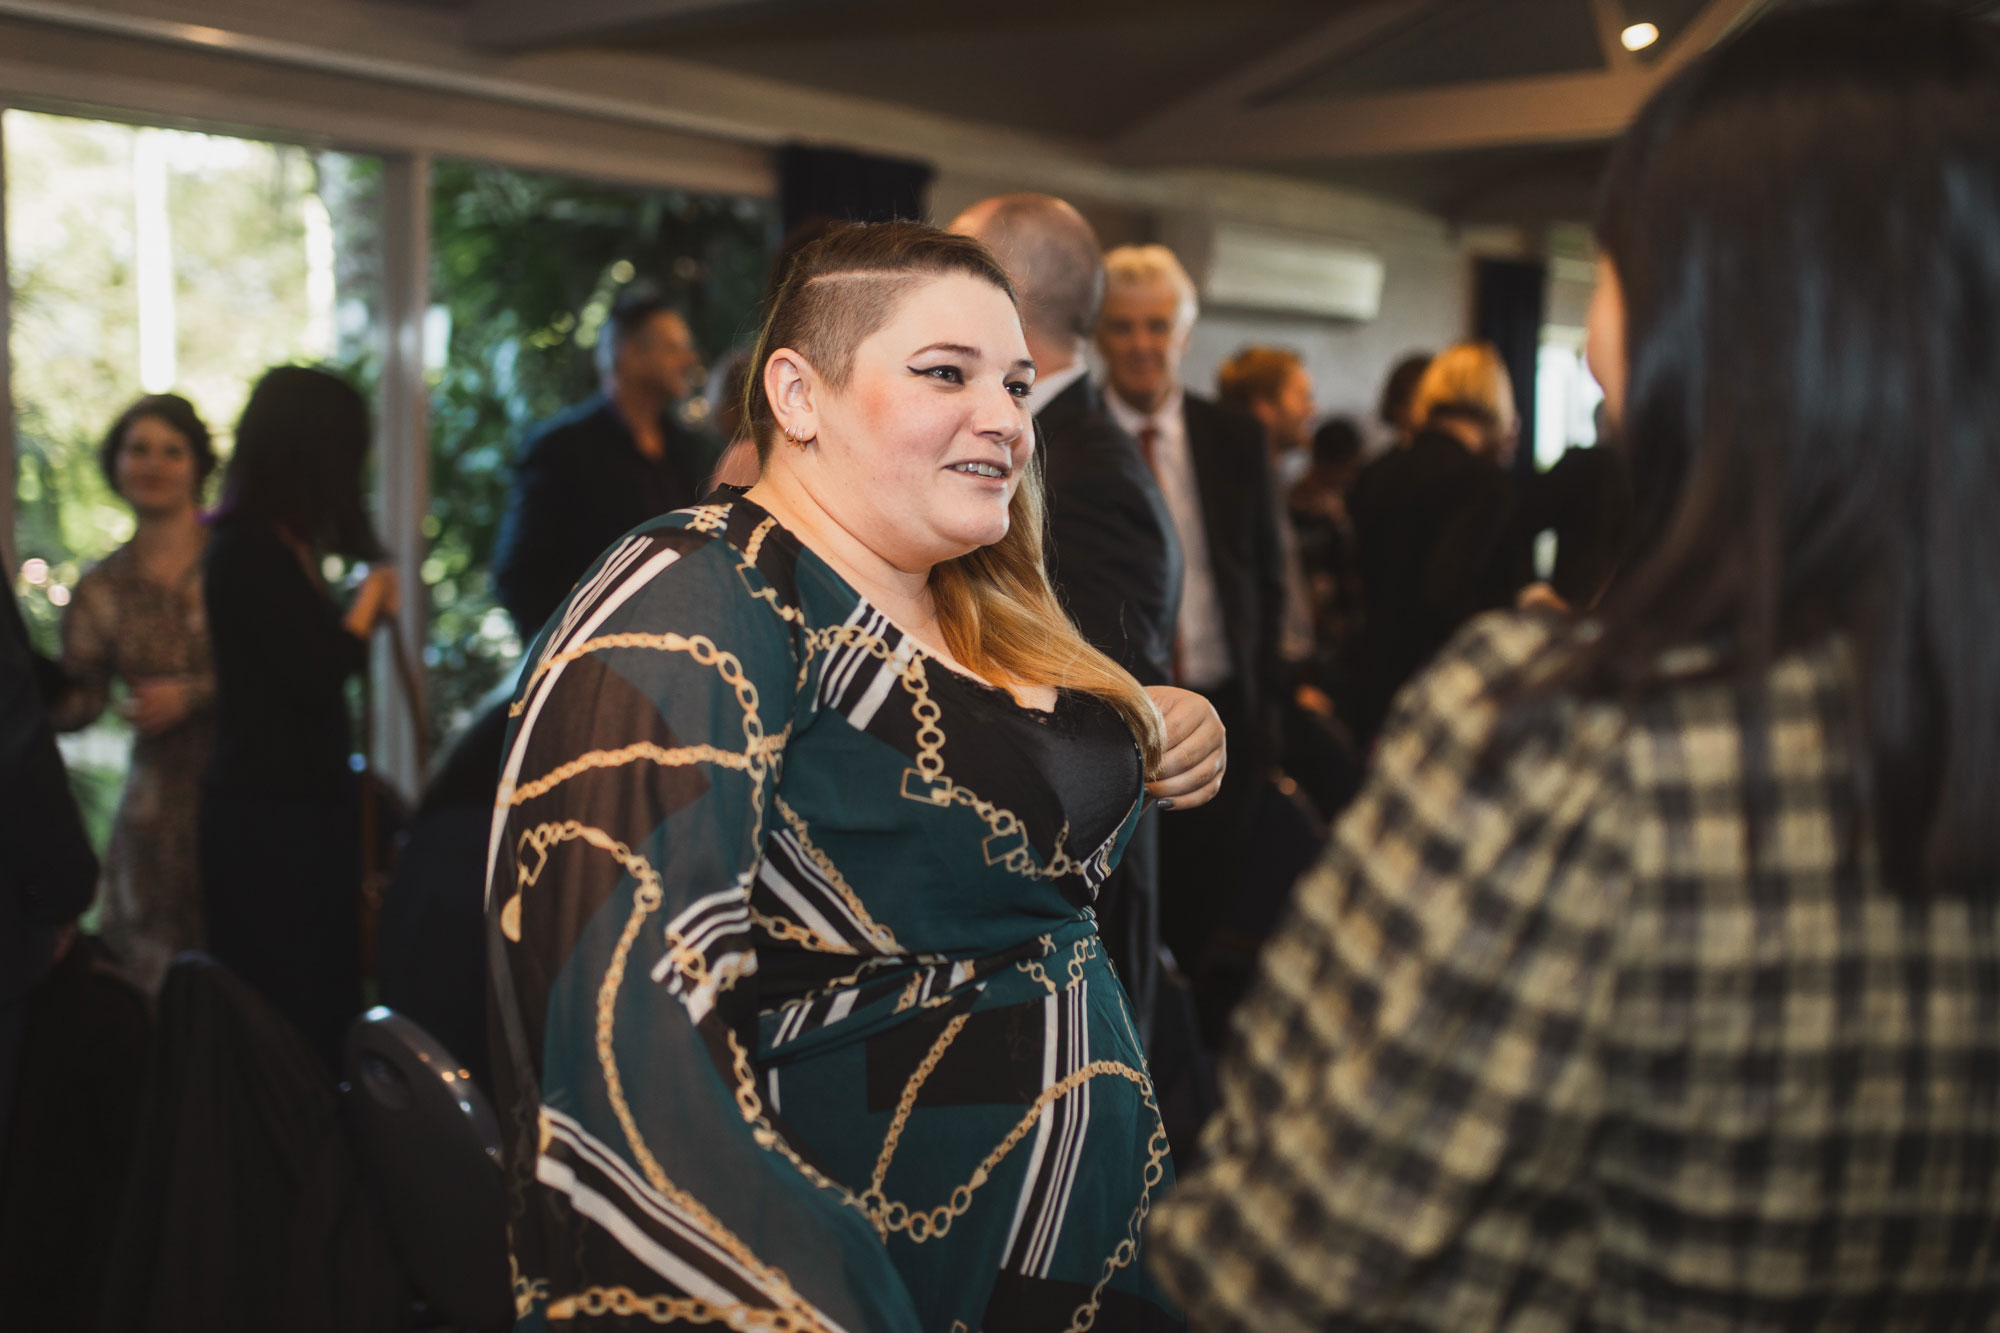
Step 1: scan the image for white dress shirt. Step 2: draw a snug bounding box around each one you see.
[1104,385,1232,690]
[1026,361,1089,420]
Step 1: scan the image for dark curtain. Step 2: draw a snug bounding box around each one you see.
[777,144,934,233]
[1473,257,1547,478]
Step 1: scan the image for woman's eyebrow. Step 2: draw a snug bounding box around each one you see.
[908,344,1034,378]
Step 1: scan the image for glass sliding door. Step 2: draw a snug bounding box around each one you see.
[423,160,773,740]
[5,108,383,841]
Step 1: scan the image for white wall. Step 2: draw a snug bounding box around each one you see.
[1544,254,1598,332]
[1164,193,1472,450]
[1183,235,1469,447]
[937,164,1477,449]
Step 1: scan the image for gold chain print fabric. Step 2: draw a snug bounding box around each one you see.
[487,497,1180,1332]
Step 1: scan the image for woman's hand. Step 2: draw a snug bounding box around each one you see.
[1145,685,1226,810]
[344,564,402,639]
[123,677,195,737]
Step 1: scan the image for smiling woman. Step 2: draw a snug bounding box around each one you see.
[50,394,218,992]
[488,220,1224,1332]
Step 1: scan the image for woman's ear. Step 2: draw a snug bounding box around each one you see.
[763,347,821,446]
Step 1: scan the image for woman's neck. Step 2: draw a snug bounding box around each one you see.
[746,468,937,632]
[128,504,204,580]
[746,462,1055,711]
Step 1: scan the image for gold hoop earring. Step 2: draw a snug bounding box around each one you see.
[782,425,811,449]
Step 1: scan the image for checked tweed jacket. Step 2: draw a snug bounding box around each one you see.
[1151,613,2000,1332]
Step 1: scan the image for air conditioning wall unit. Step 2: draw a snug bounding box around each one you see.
[1200,222,1385,322]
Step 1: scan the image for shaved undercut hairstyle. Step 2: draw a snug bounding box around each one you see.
[745,221,1016,463]
[746,217,1164,771]
[959,193,1106,347]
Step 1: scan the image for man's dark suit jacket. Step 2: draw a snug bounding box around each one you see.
[0,588,97,1125]
[1144,392,1288,1044]
[1039,376,1183,687]
[492,393,705,638]
[1178,392,1289,740]
[1346,426,1524,745]
[1036,375,1182,1040]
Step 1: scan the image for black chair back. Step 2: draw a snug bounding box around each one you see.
[342,1006,511,1331]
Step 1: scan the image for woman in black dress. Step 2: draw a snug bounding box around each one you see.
[54,395,218,991]
[199,366,399,1069]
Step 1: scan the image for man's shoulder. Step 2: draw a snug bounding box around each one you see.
[1181,391,1262,446]
[517,396,616,461]
[1035,373,1100,425]
[1045,434,1158,520]
[1040,393,1138,473]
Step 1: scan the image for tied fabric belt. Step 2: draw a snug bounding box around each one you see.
[756,916,1104,1068]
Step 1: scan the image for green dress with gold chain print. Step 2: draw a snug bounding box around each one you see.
[487,492,1178,1332]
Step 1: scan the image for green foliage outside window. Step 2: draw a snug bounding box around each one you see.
[421,161,774,745]
[6,111,370,849]
[6,115,775,802]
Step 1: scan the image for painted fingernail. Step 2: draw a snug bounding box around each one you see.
[1157,798,1176,811]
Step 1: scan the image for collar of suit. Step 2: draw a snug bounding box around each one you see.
[1027,361,1090,418]
[1103,384,1186,440]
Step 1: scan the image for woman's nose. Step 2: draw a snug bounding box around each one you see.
[974,386,1025,440]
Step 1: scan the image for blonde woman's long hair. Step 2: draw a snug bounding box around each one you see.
[745,220,1165,773]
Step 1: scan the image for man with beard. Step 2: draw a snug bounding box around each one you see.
[493,291,707,638]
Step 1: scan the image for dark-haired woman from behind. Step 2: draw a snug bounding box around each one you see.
[53,395,217,992]
[200,366,398,1069]
[1153,5,2000,1329]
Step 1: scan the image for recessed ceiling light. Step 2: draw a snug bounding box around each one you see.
[1621,21,1661,51]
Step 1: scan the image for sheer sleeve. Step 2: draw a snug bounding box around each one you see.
[488,527,918,1333]
[53,567,117,732]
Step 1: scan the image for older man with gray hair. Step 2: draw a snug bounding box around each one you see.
[950,193,1183,1045]
[1098,243,1288,1044]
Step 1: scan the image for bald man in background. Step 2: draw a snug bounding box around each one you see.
[950,194,1183,1044]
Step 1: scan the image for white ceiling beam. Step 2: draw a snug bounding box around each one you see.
[464,0,827,51]
[1112,0,1769,166]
